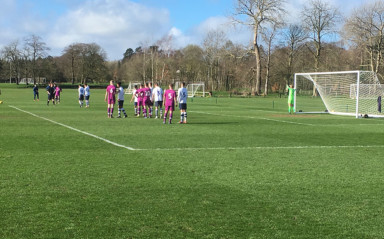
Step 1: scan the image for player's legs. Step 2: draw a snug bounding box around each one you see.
[155,106,159,118]
[183,104,187,123]
[118,101,127,118]
[179,103,187,123]
[134,102,138,116]
[79,95,83,107]
[180,109,184,123]
[137,102,142,117]
[143,105,147,118]
[163,106,169,124]
[117,101,122,118]
[183,110,187,123]
[155,101,160,118]
[179,109,186,123]
[169,110,173,124]
[85,96,90,107]
[110,103,114,117]
[149,102,153,118]
[288,102,294,114]
[122,103,127,117]
[107,97,115,118]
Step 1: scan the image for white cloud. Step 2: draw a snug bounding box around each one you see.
[47,0,171,60]
[0,0,48,48]
[168,16,253,49]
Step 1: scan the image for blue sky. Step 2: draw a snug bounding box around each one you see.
[0,0,367,60]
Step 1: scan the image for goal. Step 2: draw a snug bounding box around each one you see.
[294,71,384,118]
[186,83,205,97]
[125,82,141,94]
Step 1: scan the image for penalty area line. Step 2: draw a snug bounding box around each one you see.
[9,105,136,151]
[136,145,384,151]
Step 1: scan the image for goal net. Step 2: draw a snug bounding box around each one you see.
[125,82,141,94]
[186,83,205,97]
[294,71,384,118]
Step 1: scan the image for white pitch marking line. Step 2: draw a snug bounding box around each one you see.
[189,110,314,126]
[9,105,136,151]
[136,145,384,151]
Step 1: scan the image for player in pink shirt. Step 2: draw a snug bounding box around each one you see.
[135,84,144,117]
[163,83,177,124]
[54,84,62,104]
[143,83,152,118]
[105,80,116,118]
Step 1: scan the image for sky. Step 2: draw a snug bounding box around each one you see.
[0,0,368,60]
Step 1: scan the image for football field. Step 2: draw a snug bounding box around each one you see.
[1,87,384,238]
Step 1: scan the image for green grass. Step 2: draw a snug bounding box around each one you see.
[1,87,384,238]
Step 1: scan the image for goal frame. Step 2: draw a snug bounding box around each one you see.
[125,82,141,94]
[186,83,205,98]
[294,70,384,118]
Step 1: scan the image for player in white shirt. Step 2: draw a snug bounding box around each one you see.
[152,83,163,119]
[78,84,84,108]
[130,85,138,116]
[116,82,128,118]
[84,83,90,108]
[177,82,188,124]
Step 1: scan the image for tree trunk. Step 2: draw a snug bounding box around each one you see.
[313,44,321,96]
[265,56,270,96]
[161,63,165,82]
[375,34,382,73]
[254,26,261,95]
[71,56,75,85]
[254,43,261,95]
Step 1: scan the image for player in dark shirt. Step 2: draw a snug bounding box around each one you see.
[46,82,56,106]
[33,85,39,101]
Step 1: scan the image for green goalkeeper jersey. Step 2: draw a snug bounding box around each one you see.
[287,86,295,103]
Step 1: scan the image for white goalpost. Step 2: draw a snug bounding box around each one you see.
[186,83,205,97]
[125,82,141,94]
[294,71,384,118]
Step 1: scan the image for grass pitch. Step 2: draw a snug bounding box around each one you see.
[1,87,384,238]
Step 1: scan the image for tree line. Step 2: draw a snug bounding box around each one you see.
[1,0,384,95]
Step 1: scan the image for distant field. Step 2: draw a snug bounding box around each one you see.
[1,87,384,238]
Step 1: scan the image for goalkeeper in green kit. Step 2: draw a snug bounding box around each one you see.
[287,84,295,114]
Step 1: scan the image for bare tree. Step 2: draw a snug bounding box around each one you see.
[344,0,384,74]
[24,35,50,84]
[1,40,22,84]
[302,0,341,72]
[156,34,174,82]
[283,24,307,85]
[232,0,286,95]
[262,22,280,95]
[301,0,341,96]
[182,44,205,83]
[203,30,228,91]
